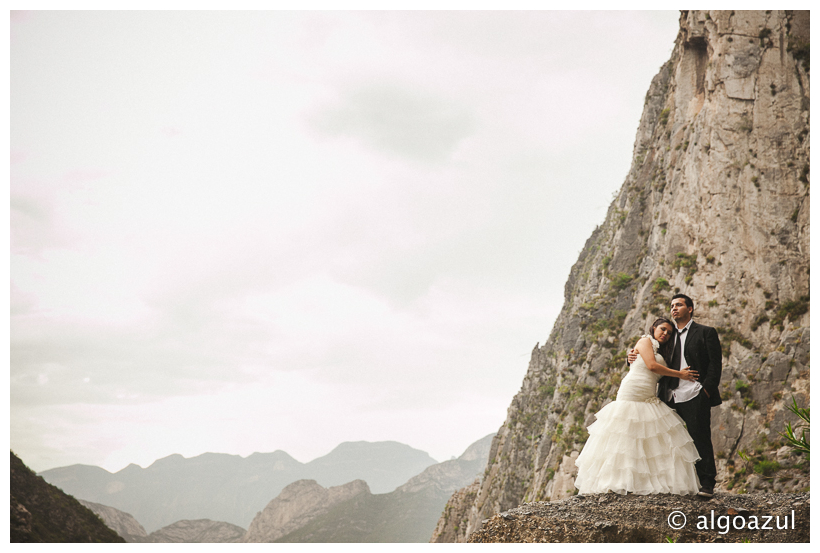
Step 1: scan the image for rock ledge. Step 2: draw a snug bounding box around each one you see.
[468,492,808,543]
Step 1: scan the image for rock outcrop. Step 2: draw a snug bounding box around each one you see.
[468,492,809,543]
[78,499,149,542]
[145,519,246,543]
[10,451,125,543]
[437,10,810,541]
[268,481,447,543]
[243,479,370,542]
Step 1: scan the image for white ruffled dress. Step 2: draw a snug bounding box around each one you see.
[574,335,701,495]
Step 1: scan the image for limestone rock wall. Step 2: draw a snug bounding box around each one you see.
[436,10,809,541]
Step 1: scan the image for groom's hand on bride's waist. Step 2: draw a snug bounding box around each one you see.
[627,348,638,364]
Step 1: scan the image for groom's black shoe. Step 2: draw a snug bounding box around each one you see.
[697,486,714,498]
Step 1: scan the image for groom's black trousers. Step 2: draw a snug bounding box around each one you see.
[666,390,717,489]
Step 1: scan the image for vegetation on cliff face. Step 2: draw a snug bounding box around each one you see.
[434,10,810,542]
[10,451,125,543]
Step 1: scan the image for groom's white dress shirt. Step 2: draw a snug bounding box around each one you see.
[668,319,702,403]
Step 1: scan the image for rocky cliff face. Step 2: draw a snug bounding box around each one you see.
[435,10,810,542]
[78,500,148,542]
[429,478,480,543]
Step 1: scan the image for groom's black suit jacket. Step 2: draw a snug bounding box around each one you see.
[657,320,723,407]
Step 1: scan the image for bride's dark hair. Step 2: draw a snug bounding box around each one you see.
[649,317,675,367]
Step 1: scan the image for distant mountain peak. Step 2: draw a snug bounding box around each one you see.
[311,440,438,465]
[147,453,186,469]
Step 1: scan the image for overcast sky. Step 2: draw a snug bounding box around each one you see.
[10,10,680,473]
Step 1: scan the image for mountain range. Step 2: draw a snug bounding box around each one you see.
[39,438,484,535]
[39,440,437,532]
[49,435,493,542]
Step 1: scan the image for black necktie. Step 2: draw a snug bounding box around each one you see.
[669,327,687,390]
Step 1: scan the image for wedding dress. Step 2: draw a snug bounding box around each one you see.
[574,335,701,495]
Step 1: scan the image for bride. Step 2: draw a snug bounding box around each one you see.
[574,317,701,495]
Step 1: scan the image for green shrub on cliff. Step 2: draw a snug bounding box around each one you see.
[611,273,633,291]
[779,396,809,456]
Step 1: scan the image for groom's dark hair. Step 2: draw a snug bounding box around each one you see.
[671,293,694,313]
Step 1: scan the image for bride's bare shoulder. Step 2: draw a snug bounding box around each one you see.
[635,336,652,349]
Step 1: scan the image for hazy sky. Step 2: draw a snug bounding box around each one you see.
[10,10,680,473]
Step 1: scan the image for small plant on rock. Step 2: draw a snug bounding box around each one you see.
[779,396,810,456]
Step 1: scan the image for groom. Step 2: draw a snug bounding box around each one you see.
[628,294,722,498]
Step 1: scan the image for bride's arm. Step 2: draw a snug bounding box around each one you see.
[635,338,698,380]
